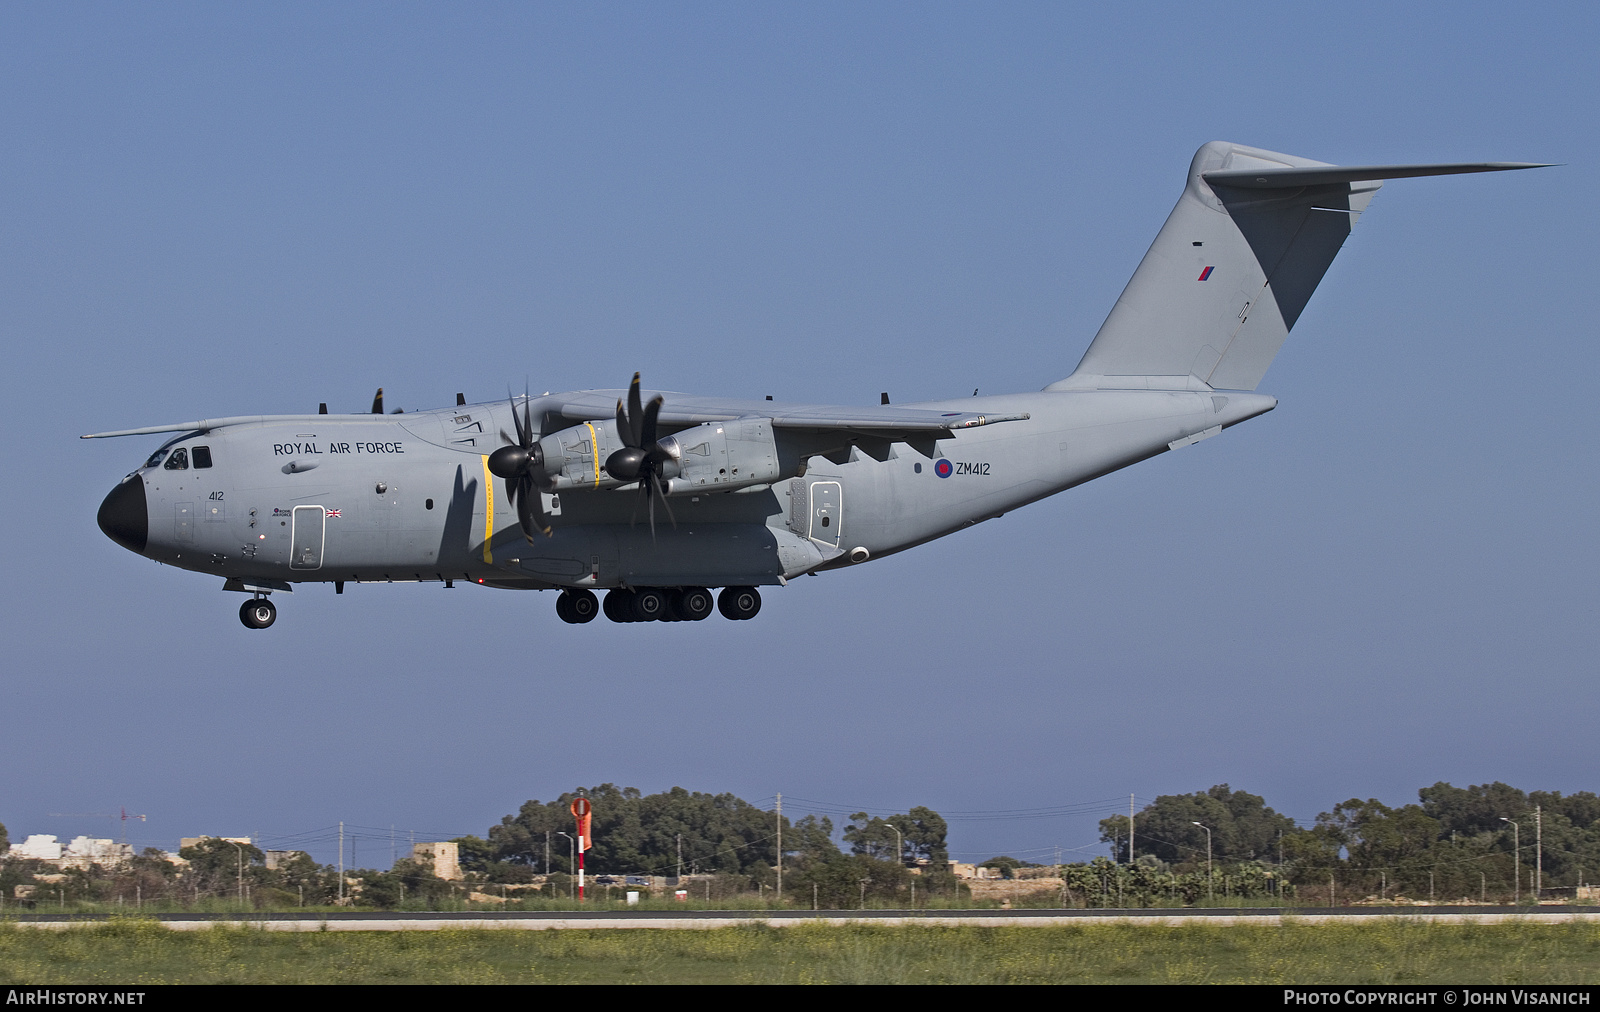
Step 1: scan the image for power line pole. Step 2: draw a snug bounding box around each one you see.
[338,822,344,904]
[1128,794,1135,864]
[775,794,783,903]
[1536,805,1543,898]
[1502,817,1520,905]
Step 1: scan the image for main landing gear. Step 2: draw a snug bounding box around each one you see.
[239,597,277,629]
[555,589,600,624]
[574,586,760,623]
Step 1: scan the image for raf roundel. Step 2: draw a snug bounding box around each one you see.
[934,459,953,478]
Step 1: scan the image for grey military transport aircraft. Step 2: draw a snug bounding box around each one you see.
[88,142,1547,629]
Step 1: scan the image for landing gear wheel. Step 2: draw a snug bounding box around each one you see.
[717,586,761,621]
[560,589,598,624]
[603,589,636,623]
[239,597,277,629]
[631,588,668,622]
[674,587,714,622]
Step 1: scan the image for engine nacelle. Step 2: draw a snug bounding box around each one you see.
[540,420,630,491]
[658,418,782,494]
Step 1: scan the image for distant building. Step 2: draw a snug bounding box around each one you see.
[10,835,63,861]
[408,841,461,880]
[947,861,1004,880]
[4,835,131,869]
[60,837,133,869]
[180,837,251,851]
[264,850,308,871]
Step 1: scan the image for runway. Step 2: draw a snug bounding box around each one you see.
[11,907,1600,930]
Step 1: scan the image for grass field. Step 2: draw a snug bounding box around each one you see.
[3,918,1600,984]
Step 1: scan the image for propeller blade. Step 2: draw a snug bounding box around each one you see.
[514,475,550,539]
[370,388,384,414]
[626,372,644,447]
[641,395,662,447]
[653,474,677,529]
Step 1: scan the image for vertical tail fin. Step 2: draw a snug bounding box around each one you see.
[1051,142,1547,392]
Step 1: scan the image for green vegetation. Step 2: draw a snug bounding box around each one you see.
[2,781,1591,915]
[1098,783,1600,906]
[3,919,1598,984]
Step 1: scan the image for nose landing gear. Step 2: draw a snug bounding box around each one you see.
[239,597,277,629]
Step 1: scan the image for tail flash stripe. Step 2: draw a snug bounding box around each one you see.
[1198,266,1214,281]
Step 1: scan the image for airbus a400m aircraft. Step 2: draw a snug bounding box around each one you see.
[88,142,1545,629]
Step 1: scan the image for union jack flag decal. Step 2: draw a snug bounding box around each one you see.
[325,509,341,518]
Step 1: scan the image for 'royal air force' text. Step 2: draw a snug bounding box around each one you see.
[272,442,404,456]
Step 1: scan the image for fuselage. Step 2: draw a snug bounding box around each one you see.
[97,387,1275,598]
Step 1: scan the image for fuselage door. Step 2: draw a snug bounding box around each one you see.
[808,480,842,548]
[290,505,326,570]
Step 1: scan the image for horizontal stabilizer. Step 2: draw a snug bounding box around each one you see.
[1204,161,1552,189]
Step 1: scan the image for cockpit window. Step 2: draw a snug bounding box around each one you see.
[163,447,189,470]
[192,446,213,469]
[144,449,167,469]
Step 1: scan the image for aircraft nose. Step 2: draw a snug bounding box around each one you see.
[97,476,147,554]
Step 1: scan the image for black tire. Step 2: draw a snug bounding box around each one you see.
[675,587,714,621]
[658,593,683,622]
[566,589,599,623]
[603,589,635,623]
[555,594,577,624]
[717,586,761,621]
[239,598,276,629]
[631,588,668,622]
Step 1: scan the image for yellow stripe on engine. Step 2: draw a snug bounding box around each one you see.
[481,455,495,564]
[586,422,601,488]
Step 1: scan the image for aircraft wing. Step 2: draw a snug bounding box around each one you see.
[544,391,1027,436]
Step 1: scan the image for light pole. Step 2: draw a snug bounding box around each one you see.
[227,841,246,904]
[556,832,575,900]
[882,819,904,867]
[1501,818,1520,905]
[1192,822,1213,902]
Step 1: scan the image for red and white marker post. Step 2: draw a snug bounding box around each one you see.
[571,797,592,903]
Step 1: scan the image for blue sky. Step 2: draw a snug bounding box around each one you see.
[2,2,1595,867]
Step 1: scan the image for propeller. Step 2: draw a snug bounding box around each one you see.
[487,390,552,540]
[604,373,676,538]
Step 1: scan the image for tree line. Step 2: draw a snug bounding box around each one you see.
[2,780,1593,909]
[1093,782,1600,903]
